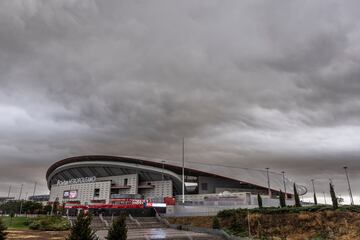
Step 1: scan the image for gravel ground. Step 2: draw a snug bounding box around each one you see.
[6,230,69,240]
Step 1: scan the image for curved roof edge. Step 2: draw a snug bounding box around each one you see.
[47,155,307,195]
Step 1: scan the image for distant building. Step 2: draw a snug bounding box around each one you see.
[28,195,50,204]
[0,197,15,203]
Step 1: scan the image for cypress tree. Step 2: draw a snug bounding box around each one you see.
[53,199,59,215]
[279,190,286,208]
[313,192,318,205]
[106,214,127,240]
[293,183,301,207]
[257,193,263,208]
[0,217,7,240]
[212,217,220,229]
[330,183,338,209]
[66,212,97,240]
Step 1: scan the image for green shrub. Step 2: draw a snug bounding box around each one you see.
[0,218,7,240]
[107,215,127,240]
[217,204,343,217]
[28,216,70,231]
[66,212,97,240]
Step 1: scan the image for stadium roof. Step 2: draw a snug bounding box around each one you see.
[46,155,307,195]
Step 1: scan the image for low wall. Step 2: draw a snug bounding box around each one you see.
[166,198,296,217]
[165,205,256,217]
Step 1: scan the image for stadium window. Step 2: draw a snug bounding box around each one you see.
[201,183,208,191]
[124,178,128,186]
[94,188,100,197]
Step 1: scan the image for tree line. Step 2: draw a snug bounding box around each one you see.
[257,182,341,209]
[0,200,55,215]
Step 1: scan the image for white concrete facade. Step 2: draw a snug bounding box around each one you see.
[50,180,111,204]
[49,173,173,205]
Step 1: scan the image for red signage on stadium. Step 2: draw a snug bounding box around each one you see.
[64,204,144,209]
[110,198,146,205]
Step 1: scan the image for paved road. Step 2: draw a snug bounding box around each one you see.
[96,228,220,240]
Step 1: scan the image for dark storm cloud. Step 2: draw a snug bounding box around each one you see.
[1,0,360,202]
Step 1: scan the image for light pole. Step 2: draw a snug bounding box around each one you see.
[7,185,11,198]
[161,161,165,181]
[343,166,354,205]
[182,138,185,204]
[32,182,37,197]
[18,184,23,200]
[161,160,165,199]
[266,168,271,197]
[281,171,287,199]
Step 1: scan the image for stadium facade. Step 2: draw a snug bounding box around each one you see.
[46,155,307,212]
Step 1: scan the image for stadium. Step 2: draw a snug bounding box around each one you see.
[46,155,307,215]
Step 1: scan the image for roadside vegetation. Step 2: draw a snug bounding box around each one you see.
[0,215,70,231]
[216,205,360,239]
[0,200,61,215]
[0,218,7,240]
[107,214,127,240]
[26,216,70,231]
[0,216,29,230]
[168,205,360,239]
[218,204,360,217]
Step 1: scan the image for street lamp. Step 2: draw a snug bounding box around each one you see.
[18,184,23,200]
[343,166,354,205]
[161,160,165,199]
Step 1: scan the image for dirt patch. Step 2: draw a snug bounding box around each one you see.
[166,216,214,228]
[6,230,69,240]
[167,211,360,239]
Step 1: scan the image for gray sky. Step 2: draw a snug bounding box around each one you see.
[1,0,360,203]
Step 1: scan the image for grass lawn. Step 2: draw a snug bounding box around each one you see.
[1,216,29,230]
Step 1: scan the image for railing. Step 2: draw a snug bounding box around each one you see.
[129,214,141,226]
[99,213,109,228]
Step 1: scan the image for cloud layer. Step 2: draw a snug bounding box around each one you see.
[1,0,360,202]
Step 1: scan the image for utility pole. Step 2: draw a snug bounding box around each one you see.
[281,171,287,199]
[182,138,185,204]
[343,166,354,205]
[266,168,271,197]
